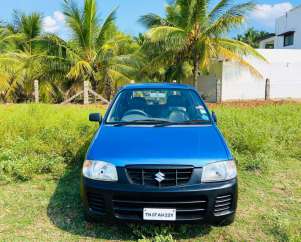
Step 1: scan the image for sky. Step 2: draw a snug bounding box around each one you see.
[0,0,299,39]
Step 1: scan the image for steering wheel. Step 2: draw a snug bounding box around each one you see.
[123,109,148,117]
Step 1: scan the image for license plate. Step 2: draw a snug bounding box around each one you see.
[143,208,176,221]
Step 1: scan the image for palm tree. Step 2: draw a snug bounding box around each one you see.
[236,28,273,48]
[44,0,138,100]
[8,11,42,54]
[0,27,16,53]
[140,0,264,86]
[0,12,44,102]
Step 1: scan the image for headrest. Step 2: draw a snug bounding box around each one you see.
[167,95,185,107]
[129,97,147,109]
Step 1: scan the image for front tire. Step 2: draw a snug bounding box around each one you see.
[214,214,235,226]
[84,210,97,223]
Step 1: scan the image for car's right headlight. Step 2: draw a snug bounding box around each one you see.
[82,160,118,181]
[201,160,237,183]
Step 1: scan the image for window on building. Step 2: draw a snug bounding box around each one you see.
[265,43,274,49]
[283,32,294,46]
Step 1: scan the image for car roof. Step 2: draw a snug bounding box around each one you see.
[121,83,195,90]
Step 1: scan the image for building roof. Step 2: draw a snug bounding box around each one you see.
[258,33,275,42]
[278,30,295,36]
[121,83,195,90]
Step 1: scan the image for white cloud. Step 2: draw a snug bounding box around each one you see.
[53,11,65,22]
[42,11,65,34]
[250,2,293,27]
[43,16,59,33]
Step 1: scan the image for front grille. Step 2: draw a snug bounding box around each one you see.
[112,193,208,221]
[214,194,233,215]
[126,167,193,187]
[87,192,105,214]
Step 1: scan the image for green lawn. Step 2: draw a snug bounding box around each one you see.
[0,103,300,241]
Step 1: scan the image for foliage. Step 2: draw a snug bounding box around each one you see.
[40,0,140,101]
[236,27,274,48]
[0,0,140,103]
[0,104,105,181]
[0,0,262,102]
[140,0,264,85]
[0,12,65,103]
[0,103,300,181]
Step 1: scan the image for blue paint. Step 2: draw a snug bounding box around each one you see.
[86,83,232,168]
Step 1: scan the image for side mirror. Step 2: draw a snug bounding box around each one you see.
[89,113,102,123]
[212,111,217,124]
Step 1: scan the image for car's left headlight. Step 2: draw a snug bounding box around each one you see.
[201,160,237,183]
[82,160,118,181]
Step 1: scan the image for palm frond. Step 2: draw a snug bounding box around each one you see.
[83,0,98,48]
[63,0,86,48]
[218,46,263,78]
[139,13,169,28]
[208,0,232,21]
[205,15,244,36]
[35,34,81,60]
[147,26,185,42]
[96,8,117,47]
[108,69,131,82]
[12,11,42,39]
[224,2,255,17]
[193,0,208,27]
[67,60,93,79]
[218,38,266,61]
[207,1,254,36]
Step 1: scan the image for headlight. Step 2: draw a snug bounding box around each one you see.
[82,160,118,181]
[201,160,237,183]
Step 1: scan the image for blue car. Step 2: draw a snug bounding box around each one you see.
[81,83,237,225]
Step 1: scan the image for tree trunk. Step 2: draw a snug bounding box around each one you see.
[90,75,97,92]
[114,80,118,96]
[192,56,200,87]
[104,74,112,101]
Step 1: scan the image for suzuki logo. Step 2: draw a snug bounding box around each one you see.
[155,172,165,183]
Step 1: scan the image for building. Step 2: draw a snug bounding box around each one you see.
[259,5,301,49]
[197,49,301,102]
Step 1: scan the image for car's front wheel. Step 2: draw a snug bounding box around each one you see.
[83,210,98,223]
[214,214,235,226]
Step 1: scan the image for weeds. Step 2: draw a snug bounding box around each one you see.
[1,103,300,181]
[0,104,105,182]
[0,103,300,241]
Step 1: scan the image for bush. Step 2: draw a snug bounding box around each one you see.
[216,104,301,172]
[0,104,105,182]
[0,103,300,182]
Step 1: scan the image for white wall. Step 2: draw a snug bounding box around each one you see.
[221,49,301,100]
[197,62,222,102]
[261,50,301,98]
[259,36,275,49]
[275,6,301,49]
[221,61,265,101]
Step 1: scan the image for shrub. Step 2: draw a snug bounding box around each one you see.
[0,103,300,182]
[0,104,105,182]
[216,104,301,173]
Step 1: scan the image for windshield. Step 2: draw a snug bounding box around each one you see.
[106,88,211,125]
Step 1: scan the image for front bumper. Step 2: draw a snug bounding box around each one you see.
[80,171,238,224]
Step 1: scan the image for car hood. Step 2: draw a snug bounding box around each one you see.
[87,125,231,167]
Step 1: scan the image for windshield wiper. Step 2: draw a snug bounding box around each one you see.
[112,119,171,127]
[154,120,211,127]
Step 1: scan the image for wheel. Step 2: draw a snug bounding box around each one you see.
[84,210,97,223]
[214,214,235,226]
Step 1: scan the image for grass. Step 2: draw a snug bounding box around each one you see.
[0,103,301,241]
